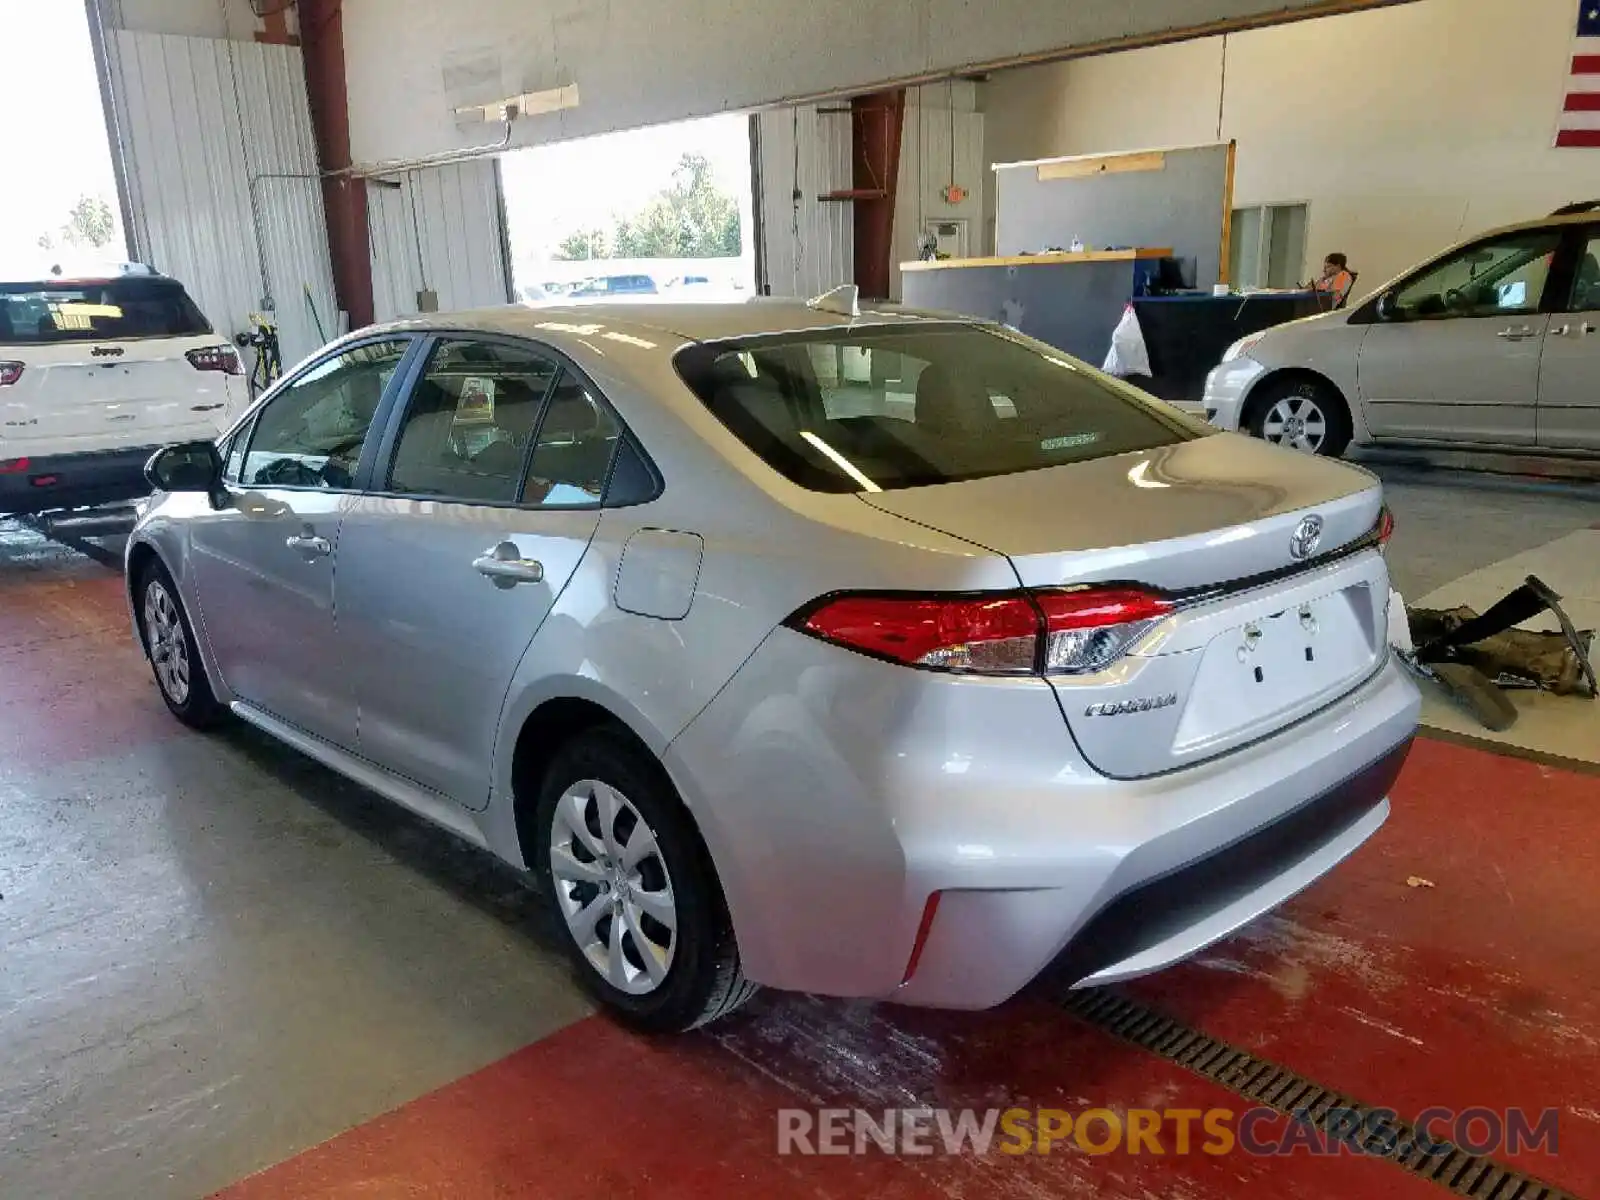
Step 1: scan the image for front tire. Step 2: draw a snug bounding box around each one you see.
[533,727,754,1032]
[138,561,225,729]
[1247,377,1353,457]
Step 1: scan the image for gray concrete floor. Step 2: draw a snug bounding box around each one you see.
[1375,466,1600,598]
[0,521,591,1200]
[1,469,1597,1199]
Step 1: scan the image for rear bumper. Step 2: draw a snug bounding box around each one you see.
[668,630,1419,1009]
[0,445,157,515]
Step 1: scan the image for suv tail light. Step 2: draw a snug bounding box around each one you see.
[186,345,242,375]
[791,586,1173,677]
[0,362,23,387]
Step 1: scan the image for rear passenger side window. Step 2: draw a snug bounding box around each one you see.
[387,339,559,503]
[523,372,622,508]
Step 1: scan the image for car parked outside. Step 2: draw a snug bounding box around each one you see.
[1,269,248,513]
[569,274,658,298]
[1198,205,1600,456]
[126,298,1418,1031]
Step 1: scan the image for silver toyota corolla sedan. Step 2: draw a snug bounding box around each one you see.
[126,294,1420,1031]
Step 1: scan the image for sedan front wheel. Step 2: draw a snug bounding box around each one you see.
[138,561,225,729]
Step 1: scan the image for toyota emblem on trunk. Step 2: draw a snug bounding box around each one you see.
[1290,515,1324,560]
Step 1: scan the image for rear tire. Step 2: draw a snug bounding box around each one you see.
[1246,377,1353,457]
[533,726,755,1032]
[137,560,225,729]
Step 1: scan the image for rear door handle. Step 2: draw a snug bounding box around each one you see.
[285,531,332,557]
[1553,321,1597,336]
[1496,326,1537,340]
[474,541,545,589]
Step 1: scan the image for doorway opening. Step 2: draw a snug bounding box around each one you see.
[500,114,755,303]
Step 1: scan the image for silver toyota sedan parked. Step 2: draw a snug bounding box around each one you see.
[127,296,1420,1031]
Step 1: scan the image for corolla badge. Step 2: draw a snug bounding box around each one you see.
[1084,694,1178,717]
[1289,514,1324,560]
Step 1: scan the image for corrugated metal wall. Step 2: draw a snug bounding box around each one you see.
[107,30,339,368]
[367,159,512,322]
[893,82,986,300]
[754,105,853,299]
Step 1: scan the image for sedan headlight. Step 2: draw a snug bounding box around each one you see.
[1220,331,1268,364]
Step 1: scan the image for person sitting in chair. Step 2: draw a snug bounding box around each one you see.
[1312,253,1356,307]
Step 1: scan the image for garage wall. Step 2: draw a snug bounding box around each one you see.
[105,29,340,367]
[103,0,266,41]
[336,0,1412,165]
[367,160,513,322]
[980,0,1595,291]
[892,82,986,300]
[754,107,854,299]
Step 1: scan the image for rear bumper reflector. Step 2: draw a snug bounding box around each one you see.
[900,891,943,985]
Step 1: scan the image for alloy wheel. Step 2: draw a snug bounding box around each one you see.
[549,779,677,995]
[1261,393,1329,454]
[144,581,191,704]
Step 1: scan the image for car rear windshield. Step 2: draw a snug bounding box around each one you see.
[674,323,1210,492]
[0,278,212,345]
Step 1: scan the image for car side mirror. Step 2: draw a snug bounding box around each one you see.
[145,441,223,505]
[1375,292,1398,321]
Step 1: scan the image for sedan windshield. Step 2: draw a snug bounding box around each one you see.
[675,322,1211,492]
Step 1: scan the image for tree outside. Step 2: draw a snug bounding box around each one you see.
[556,228,611,261]
[554,154,740,262]
[37,194,117,253]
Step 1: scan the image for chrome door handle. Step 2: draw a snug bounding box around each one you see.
[474,541,545,589]
[1554,321,1597,336]
[1496,326,1536,340]
[285,532,332,557]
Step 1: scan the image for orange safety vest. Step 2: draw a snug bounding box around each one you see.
[1316,269,1355,304]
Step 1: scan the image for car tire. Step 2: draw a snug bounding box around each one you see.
[137,560,226,729]
[1246,377,1353,457]
[533,726,755,1032]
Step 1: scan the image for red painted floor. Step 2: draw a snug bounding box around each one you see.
[0,555,177,766]
[213,999,1447,1200]
[211,737,1597,1198]
[1123,737,1600,1195]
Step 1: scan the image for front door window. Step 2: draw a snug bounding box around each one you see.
[1388,233,1563,321]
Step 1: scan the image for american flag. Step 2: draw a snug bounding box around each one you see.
[1557,0,1600,147]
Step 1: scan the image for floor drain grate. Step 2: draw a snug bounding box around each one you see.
[1060,988,1575,1199]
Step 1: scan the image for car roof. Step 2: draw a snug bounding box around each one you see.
[357,298,965,357]
[1473,209,1600,240]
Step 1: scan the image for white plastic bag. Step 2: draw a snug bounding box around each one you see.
[1101,304,1152,378]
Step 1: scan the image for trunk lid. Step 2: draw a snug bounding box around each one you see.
[860,436,1390,778]
[857,436,1380,590]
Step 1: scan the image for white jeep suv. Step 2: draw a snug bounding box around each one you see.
[0,268,250,514]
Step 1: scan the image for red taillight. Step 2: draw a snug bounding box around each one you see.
[793,586,1172,676]
[1376,505,1395,549]
[797,593,1040,673]
[0,362,23,386]
[0,457,30,475]
[186,345,242,375]
[1034,587,1173,631]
